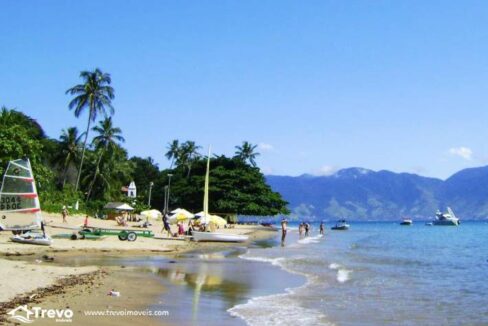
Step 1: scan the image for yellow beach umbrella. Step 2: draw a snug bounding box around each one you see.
[198,214,227,227]
[169,212,193,224]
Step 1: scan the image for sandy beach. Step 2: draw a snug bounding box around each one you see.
[0,212,277,325]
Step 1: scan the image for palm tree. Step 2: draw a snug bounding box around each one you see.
[179,141,201,177]
[66,68,115,192]
[235,141,260,167]
[165,139,180,169]
[57,127,85,188]
[86,117,125,200]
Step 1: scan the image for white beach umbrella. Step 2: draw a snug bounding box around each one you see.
[140,209,162,220]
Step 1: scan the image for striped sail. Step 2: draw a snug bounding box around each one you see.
[0,158,41,230]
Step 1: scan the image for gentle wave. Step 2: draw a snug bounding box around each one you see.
[232,252,331,325]
[329,262,352,283]
[297,234,324,245]
[228,290,333,326]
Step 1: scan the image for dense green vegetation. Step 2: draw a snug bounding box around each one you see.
[0,69,289,217]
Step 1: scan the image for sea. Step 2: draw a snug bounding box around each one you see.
[228,221,488,325]
[52,221,488,325]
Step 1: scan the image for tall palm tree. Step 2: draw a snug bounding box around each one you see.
[165,139,180,169]
[86,117,125,200]
[57,127,85,188]
[235,141,260,167]
[66,68,115,192]
[179,141,201,177]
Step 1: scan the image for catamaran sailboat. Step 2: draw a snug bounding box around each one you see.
[0,158,52,245]
[432,207,460,226]
[191,149,249,243]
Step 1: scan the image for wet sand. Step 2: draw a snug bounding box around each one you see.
[0,216,278,325]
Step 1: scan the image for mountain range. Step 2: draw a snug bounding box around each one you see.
[266,166,488,221]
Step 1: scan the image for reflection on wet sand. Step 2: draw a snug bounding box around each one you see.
[153,263,249,322]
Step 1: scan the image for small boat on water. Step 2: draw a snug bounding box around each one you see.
[432,207,460,226]
[0,158,52,246]
[331,220,350,230]
[400,219,413,225]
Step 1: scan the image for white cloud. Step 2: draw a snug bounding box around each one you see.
[314,165,339,176]
[258,143,274,152]
[448,147,473,160]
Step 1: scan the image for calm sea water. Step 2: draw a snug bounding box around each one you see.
[230,221,488,325]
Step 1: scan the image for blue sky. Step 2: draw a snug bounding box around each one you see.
[1,0,488,179]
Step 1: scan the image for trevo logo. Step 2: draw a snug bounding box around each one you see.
[7,305,73,323]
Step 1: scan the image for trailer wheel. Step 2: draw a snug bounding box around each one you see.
[70,234,78,240]
[118,231,128,241]
[79,233,86,240]
[127,232,137,242]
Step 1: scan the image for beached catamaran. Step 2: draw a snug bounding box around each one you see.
[0,158,52,245]
[191,148,248,242]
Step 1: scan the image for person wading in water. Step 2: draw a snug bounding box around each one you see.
[281,218,288,246]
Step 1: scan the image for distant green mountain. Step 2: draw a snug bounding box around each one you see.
[266,167,488,221]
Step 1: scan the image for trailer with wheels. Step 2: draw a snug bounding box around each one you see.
[79,228,154,241]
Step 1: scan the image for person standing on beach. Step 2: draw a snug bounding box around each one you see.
[162,215,172,237]
[304,223,310,237]
[281,218,288,246]
[61,206,68,223]
[319,221,325,235]
[298,223,303,237]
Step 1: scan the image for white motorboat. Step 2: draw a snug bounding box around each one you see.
[191,147,249,243]
[400,219,413,225]
[331,220,350,230]
[191,231,248,242]
[0,158,52,246]
[433,207,460,226]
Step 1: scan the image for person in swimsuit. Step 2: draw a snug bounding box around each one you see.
[319,221,324,235]
[304,223,310,237]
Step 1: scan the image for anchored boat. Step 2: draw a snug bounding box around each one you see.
[400,219,413,225]
[331,219,350,230]
[432,207,460,226]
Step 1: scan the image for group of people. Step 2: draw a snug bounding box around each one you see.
[161,214,205,238]
[281,219,326,246]
[298,222,311,237]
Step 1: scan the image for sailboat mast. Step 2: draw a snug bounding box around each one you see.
[203,147,211,216]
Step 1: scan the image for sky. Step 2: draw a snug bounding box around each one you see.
[1,0,488,179]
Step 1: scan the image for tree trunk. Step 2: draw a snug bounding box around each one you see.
[85,148,104,202]
[74,111,93,192]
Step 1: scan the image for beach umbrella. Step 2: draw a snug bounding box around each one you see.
[194,211,205,218]
[140,209,162,220]
[198,214,227,227]
[170,208,194,218]
[168,212,194,224]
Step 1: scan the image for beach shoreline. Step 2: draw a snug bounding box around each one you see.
[0,214,278,325]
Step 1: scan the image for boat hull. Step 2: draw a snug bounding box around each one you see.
[11,234,52,246]
[331,226,349,230]
[191,231,249,242]
[433,219,459,226]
